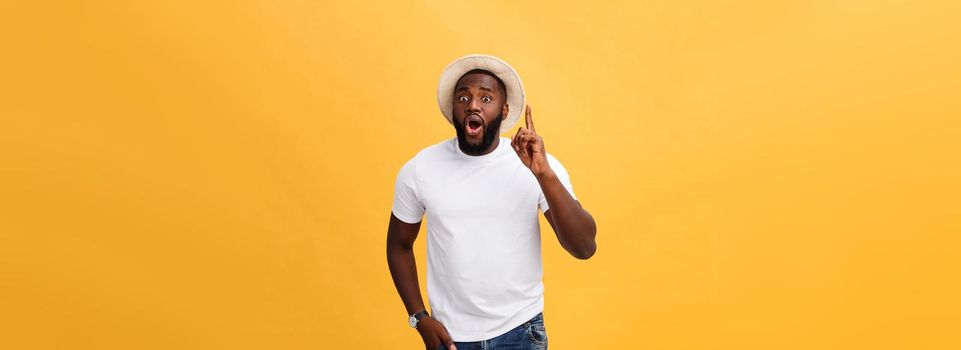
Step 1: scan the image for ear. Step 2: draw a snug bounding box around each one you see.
[502,103,509,120]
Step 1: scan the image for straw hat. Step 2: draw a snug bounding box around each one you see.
[437,54,525,133]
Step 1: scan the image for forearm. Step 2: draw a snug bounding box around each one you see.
[537,169,597,259]
[386,243,427,315]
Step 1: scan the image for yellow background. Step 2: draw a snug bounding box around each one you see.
[2,0,959,349]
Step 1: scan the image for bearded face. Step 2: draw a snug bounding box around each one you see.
[451,70,508,156]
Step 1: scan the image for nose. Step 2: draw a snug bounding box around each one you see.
[466,97,481,115]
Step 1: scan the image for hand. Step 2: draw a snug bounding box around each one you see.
[416,316,456,350]
[511,105,552,177]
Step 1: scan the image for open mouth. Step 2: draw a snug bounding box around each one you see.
[465,114,484,136]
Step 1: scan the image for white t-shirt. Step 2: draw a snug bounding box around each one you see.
[391,136,577,341]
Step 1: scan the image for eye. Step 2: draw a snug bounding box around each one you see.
[481,96,492,103]
[458,96,468,102]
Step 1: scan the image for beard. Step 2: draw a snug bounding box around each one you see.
[454,112,503,156]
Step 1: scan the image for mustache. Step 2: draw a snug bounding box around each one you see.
[454,112,503,155]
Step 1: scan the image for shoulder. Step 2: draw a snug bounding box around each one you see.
[545,152,560,163]
[544,152,576,181]
[545,152,566,168]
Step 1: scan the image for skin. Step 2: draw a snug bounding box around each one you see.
[386,72,597,350]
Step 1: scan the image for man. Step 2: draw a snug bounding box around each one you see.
[386,54,597,350]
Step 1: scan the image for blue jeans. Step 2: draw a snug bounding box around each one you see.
[436,312,548,350]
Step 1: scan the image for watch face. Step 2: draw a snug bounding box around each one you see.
[408,315,417,328]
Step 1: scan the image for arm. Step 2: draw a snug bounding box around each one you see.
[385,213,456,350]
[512,105,597,260]
[540,174,597,259]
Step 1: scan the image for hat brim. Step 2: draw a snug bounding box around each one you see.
[437,54,525,134]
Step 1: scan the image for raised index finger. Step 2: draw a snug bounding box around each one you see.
[525,105,535,133]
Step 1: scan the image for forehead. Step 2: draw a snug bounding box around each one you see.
[454,72,501,93]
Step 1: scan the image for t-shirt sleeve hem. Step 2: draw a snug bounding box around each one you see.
[391,210,423,224]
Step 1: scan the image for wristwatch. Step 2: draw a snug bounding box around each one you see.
[408,310,429,328]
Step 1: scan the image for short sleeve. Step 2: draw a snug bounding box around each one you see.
[391,158,425,223]
[538,153,577,213]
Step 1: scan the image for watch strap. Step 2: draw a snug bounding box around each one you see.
[412,310,429,321]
